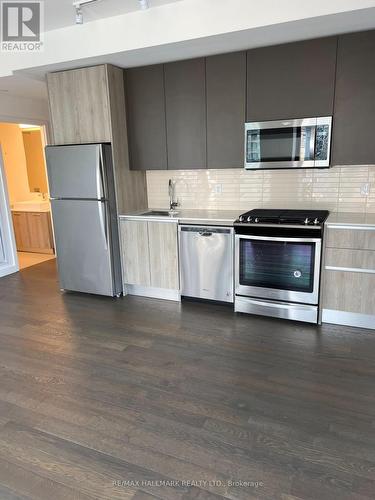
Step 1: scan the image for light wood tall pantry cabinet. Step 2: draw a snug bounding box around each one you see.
[119,219,179,293]
[46,64,148,214]
[47,66,111,145]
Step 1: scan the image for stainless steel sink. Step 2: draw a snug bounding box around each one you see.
[139,210,178,217]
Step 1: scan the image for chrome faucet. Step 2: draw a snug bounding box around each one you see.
[168,179,178,211]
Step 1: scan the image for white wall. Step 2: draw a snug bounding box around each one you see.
[0,94,49,124]
[0,123,36,204]
[0,149,18,277]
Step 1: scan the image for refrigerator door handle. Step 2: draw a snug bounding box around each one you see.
[98,201,108,250]
[97,145,108,200]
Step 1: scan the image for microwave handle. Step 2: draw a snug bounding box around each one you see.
[309,124,317,161]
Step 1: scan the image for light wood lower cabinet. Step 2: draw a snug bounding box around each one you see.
[322,225,375,329]
[323,270,375,315]
[119,219,179,297]
[120,220,150,286]
[12,211,54,254]
[148,221,179,290]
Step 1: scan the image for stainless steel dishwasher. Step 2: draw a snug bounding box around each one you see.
[179,225,234,303]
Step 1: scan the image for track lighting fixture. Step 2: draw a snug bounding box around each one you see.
[75,6,83,24]
[73,0,150,25]
[139,0,150,9]
[73,0,100,25]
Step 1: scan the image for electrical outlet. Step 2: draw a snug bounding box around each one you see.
[360,182,371,196]
[214,183,223,194]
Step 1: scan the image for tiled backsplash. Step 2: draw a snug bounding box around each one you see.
[147,166,375,213]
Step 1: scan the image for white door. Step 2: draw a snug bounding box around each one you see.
[0,147,18,278]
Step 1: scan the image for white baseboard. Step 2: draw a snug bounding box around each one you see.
[323,309,375,330]
[125,284,180,302]
[0,263,18,278]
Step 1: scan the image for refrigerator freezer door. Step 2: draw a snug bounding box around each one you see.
[46,144,106,200]
[51,199,115,296]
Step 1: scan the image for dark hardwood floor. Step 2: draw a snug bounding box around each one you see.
[0,260,375,499]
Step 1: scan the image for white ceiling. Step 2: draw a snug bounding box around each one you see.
[44,0,181,31]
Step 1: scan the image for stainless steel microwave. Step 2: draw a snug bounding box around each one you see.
[244,116,332,170]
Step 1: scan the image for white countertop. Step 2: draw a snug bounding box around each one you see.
[326,212,375,228]
[120,209,375,228]
[11,200,51,213]
[119,209,241,226]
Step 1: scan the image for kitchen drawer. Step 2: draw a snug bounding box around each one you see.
[325,226,375,250]
[325,247,375,272]
[323,269,375,315]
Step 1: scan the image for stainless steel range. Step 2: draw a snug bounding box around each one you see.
[234,209,329,324]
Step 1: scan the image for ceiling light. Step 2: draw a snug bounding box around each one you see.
[139,0,150,9]
[73,0,100,24]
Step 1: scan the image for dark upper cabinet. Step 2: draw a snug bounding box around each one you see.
[164,58,206,169]
[206,52,246,168]
[332,31,375,165]
[247,37,337,121]
[125,65,167,170]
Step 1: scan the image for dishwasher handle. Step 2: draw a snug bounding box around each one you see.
[180,225,232,235]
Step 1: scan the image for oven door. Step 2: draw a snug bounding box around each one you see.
[235,235,322,304]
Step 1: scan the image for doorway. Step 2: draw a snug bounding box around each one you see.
[0,122,55,271]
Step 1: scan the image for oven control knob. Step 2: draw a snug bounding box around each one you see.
[239,215,244,222]
[247,216,252,222]
[304,217,310,224]
[255,218,259,223]
[313,218,319,225]
[294,270,302,278]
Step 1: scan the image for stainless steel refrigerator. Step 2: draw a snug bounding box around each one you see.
[45,143,122,297]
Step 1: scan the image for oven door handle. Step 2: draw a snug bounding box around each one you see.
[234,234,322,244]
[245,298,308,310]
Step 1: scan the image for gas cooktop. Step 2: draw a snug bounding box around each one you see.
[236,209,329,226]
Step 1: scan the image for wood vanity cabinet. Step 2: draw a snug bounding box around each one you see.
[332,30,375,165]
[246,37,337,121]
[119,219,179,295]
[12,212,31,251]
[322,225,375,329]
[12,212,54,254]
